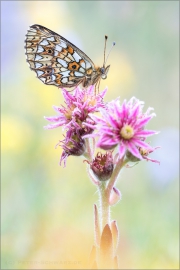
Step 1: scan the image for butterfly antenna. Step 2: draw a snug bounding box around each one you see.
[104,41,116,66]
[103,35,108,68]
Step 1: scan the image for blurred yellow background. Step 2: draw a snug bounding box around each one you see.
[1,1,179,269]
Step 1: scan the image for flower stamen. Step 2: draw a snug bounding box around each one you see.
[120,124,134,140]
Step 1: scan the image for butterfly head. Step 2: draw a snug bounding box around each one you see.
[100,65,110,80]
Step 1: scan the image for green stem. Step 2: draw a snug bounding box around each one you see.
[106,157,128,199]
[98,158,129,232]
[98,182,110,231]
[83,138,93,161]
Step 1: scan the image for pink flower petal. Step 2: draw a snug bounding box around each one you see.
[83,122,96,129]
[143,156,160,164]
[135,130,159,137]
[131,139,152,149]
[127,142,142,160]
[89,113,105,123]
[121,100,128,119]
[136,116,152,128]
[52,105,61,113]
[118,143,126,158]
[82,133,97,139]
[44,122,62,129]
[44,116,61,122]
[99,87,108,98]
[130,103,140,118]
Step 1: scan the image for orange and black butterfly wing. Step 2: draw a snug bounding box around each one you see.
[25,24,96,88]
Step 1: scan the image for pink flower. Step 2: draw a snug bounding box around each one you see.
[56,130,86,167]
[85,152,114,181]
[126,146,160,164]
[44,85,107,135]
[139,146,160,164]
[86,97,159,161]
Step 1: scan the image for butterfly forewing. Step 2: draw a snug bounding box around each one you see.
[25,24,98,88]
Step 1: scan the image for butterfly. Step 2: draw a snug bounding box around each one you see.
[25,24,115,90]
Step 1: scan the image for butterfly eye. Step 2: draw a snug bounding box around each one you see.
[101,74,107,80]
[100,67,105,73]
[100,67,107,79]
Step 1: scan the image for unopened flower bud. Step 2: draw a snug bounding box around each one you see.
[126,150,141,162]
[126,146,160,164]
[90,152,114,181]
[109,187,121,205]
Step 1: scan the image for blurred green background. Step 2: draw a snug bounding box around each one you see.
[1,1,179,269]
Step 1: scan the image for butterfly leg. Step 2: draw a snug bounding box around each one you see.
[95,79,101,95]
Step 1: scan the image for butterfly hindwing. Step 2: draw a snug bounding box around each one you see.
[25,24,96,88]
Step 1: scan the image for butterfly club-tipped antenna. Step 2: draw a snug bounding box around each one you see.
[103,35,108,68]
[102,35,116,72]
[100,35,115,81]
[96,36,115,94]
[104,39,116,68]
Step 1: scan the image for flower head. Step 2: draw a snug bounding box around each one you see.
[44,85,107,136]
[57,130,86,167]
[88,97,159,161]
[87,152,114,181]
[126,145,160,164]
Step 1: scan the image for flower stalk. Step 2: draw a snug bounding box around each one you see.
[88,153,128,269]
[98,181,110,231]
[83,138,93,161]
[44,85,160,269]
[97,157,127,232]
[106,157,127,199]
